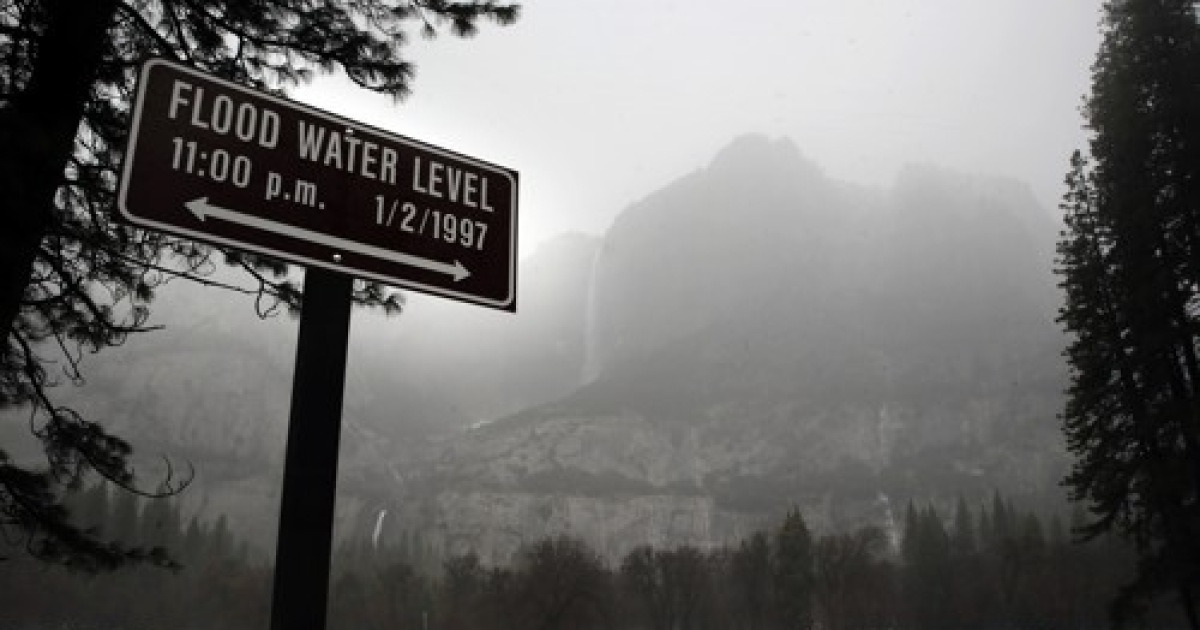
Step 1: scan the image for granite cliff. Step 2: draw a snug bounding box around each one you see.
[3,135,1068,562]
[393,135,1067,563]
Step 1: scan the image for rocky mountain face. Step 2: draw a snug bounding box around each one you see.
[3,134,1068,562]
[396,134,1068,564]
[0,230,599,551]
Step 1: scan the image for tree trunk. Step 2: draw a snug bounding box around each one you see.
[0,0,118,342]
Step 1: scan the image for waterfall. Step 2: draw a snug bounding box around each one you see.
[581,246,604,383]
[877,492,901,554]
[372,509,388,549]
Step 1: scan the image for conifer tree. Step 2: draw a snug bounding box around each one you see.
[951,497,983,627]
[181,515,204,563]
[140,495,180,553]
[988,491,1013,551]
[813,526,888,630]
[731,531,772,630]
[0,0,517,570]
[901,505,953,630]
[773,508,815,630]
[1057,0,1200,624]
[901,502,920,568]
[951,495,977,558]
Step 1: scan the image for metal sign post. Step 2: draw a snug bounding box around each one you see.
[116,58,519,630]
[269,268,352,630]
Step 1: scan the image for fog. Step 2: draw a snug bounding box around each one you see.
[4,3,1136,627]
[0,0,1102,549]
[297,0,1101,257]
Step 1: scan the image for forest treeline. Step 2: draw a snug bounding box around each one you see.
[0,486,1180,629]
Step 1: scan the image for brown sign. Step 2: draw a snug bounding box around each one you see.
[118,59,518,311]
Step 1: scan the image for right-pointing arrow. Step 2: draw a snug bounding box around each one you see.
[184,197,471,282]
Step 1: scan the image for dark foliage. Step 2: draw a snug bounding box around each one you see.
[1057,0,1200,624]
[0,493,1160,630]
[0,0,517,570]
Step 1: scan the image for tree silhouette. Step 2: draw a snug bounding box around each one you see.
[730,531,772,630]
[438,552,487,630]
[0,0,517,570]
[620,546,672,630]
[1057,0,1200,625]
[514,536,612,630]
[949,496,984,627]
[0,505,1160,630]
[620,544,712,630]
[813,526,889,630]
[900,504,952,630]
[773,508,815,630]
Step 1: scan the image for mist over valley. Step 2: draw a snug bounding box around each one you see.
[3,134,1069,564]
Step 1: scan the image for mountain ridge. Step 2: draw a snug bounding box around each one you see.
[394,133,1068,563]
[1,134,1069,562]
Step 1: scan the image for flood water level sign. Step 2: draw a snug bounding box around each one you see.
[118,58,518,311]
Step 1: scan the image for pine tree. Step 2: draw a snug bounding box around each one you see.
[813,526,888,630]
[901,505,953,630]
[1057,1,1200,624]
[731,531,772,630]
[209,513,232,564]
[901,502,920,568]
[181,515,205,565]
[988,491,1013,551]
[977,503,993,556]
[140,495,181,554]
[950,496,983,627]
[0,0,517,570]
[773,508,815,630]
[951,495,977,559]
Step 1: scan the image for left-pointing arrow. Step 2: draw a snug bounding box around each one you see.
[184,197,471,282]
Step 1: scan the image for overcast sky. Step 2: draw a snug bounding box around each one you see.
[297,0,1103,258]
